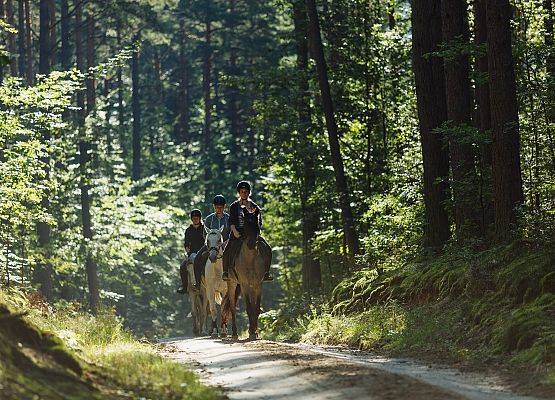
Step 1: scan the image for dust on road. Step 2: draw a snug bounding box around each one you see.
[161,337,541,400]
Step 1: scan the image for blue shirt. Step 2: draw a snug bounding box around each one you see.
[204,212,230,240]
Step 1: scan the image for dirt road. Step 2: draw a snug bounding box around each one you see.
[161,337,539,400]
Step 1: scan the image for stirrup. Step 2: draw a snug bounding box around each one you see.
[176,286,186,294]
[191,284,200,292]
[222,271,230,281]
[263,273,273,282]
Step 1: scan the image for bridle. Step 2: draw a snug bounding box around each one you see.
[206,231,224,260]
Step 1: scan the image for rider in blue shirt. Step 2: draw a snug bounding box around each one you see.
[191,195,230,291]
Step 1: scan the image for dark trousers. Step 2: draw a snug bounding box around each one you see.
[179,258,188,288]
[223,236,272,276]
[193,245,208,286]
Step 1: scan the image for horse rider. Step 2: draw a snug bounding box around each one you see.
[177,209,205,294]
[222,181,273,282]
[191,194,231,291]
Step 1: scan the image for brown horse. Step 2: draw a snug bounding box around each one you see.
[224,207,269,340]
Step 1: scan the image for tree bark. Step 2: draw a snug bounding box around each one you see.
[305,0,359,256]
[17,0,25,79]
[177,13,190,145]
[86,11,95,114]
[545,0,555,122]
[131,32,142,181]
[34,0,55,300]
[24,0,31,83]
[485,0,524,239]
[48,0,55,69]
[116,21,126,159]
[441,0,480,239]
[293,0,321,291]
[39,0,51,74]
[412,0,451,249]
[60,0,71,70]
[473,0,494,234]
[6,0,17,76]
[203,0,212,202]
[227,0,240,169]
[0,0,4,82]
[75,0,99,312]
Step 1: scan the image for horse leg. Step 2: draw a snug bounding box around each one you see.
[228,282,238,340]
[244,294,257,341]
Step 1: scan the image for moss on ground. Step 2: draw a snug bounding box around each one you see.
[0,291,216,400]
[261,240,555,395]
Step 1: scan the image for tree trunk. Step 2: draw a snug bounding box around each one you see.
[293,0,321,291]
[305,0,359,256]
[412,0,451,249]
[39,0,51,74]
[75,0,99,312]
[441,0,480,239]
[48,0,55,69]
[0,0,4,82]
[473,0,494,234]
[17,0,25,79]
[545,0,555,122]
[177,14,190,145]
[116,22,126,159]
[86,11,95,114]
[131,32,142,181]
[228,0,240,170]
[34,0,55,300]
[24,0,31,83]
[6,0,17,76]
[60,0,71,70]
[202,0,212,202]
[485,0,524,239]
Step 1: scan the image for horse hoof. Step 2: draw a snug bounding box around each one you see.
[232,334,239,341]
[248,333,258,341]
[220,332,227,338]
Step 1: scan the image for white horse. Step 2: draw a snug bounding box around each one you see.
[186,253,207,336]
[202,226,228,337]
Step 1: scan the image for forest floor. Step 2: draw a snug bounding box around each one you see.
[161,337,543,400]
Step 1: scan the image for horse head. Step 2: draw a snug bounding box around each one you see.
[242,206,260,250]
[205,226,224,263]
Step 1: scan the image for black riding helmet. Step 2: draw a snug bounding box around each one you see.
[213,194,226,205]
[236,181,251,192]
[190,209,202,219]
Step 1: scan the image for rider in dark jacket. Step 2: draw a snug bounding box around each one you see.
[177,209,204,294]
[222,181,273,282]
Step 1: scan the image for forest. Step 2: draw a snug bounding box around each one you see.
[0,0,554,398]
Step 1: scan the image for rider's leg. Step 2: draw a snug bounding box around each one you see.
[193,245,207,290]
[258,236,273,281]
[222,239,239,281]
[177,258,188,293]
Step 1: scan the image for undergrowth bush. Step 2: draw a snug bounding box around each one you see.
[261,237,555,384]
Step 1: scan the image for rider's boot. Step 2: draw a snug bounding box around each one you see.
[191,282,200,292]
[263,272,273,282]
[222,271,230,281]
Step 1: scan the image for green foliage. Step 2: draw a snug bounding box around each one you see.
[0,289,216,400]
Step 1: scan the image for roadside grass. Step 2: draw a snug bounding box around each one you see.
[0,289,216,400]
[260,240,555,393]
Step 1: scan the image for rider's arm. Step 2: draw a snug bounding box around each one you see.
[230,225,241,238]
[184,227,191,254]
